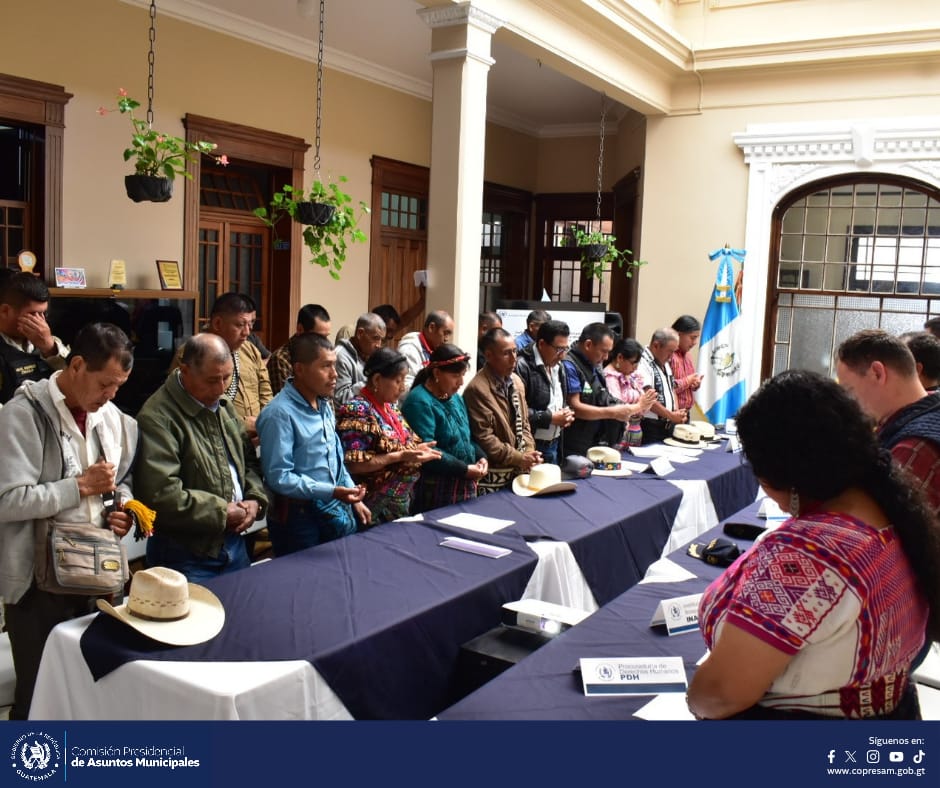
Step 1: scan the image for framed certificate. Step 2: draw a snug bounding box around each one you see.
[108,259,127,289]
[156,260,182,290]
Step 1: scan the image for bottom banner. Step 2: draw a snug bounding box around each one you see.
[3,720,935,787]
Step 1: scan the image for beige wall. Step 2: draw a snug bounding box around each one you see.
[4,0,938,353]
[636,59,940,353]
[0,0,435,334]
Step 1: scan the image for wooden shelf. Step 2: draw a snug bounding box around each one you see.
[49,288,198,300]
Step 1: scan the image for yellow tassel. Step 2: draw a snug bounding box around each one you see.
[123,498,157,537]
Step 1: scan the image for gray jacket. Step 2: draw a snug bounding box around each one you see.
[334,338,366,405]
[0,378,137,603]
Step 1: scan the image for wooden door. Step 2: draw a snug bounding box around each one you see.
[370,157,429,338]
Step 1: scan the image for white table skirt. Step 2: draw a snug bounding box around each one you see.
[30,485,725,720]
[29,615,353,721]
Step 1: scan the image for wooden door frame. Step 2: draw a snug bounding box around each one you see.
[184,115,308,340]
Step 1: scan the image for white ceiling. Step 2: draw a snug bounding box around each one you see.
[152,0,627,136]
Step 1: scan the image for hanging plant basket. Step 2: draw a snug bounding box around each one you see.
[296,201,336,226]
[125,174,173,203]
[582,243,608,262]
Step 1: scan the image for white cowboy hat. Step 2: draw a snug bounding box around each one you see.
[96,566,225,646]
[512,463,577,497]
[689,420,719,442]
[587,445,632,477]
[664,423,704,448]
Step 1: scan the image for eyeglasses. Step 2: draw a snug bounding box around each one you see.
[551,345,570,355]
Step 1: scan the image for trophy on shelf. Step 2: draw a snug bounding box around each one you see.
[17,250,37,275]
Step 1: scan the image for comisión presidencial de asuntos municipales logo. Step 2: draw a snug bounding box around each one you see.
[10,730,61,781]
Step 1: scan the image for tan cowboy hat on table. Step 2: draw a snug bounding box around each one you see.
[97,566,225,646]
[512,463,577,497]
[587,445,632,477]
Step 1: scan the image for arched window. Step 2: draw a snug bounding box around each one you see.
[764,175,940,378]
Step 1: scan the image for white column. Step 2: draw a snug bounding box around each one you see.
[419,2,502,362]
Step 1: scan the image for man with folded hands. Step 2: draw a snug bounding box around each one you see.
[464,327,542,494]
[0,322,137,719]
[135,333,268,581]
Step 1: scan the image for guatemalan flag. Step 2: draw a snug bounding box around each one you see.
[696,246,747,425]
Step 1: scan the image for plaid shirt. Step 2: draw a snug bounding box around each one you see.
[267,342,293,396]
[889,437,940,515]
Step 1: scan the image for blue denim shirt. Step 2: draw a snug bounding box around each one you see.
[257,382,354,501]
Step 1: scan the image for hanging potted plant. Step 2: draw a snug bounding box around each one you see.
[567,227,647,279]
[254,177,369,280]
[98,89,227,202]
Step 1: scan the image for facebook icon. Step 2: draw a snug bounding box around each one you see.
[828,750,836,764]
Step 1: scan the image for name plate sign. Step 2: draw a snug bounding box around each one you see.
[648,456,675,477]
[580,656,687,696]
[650,592,702,636]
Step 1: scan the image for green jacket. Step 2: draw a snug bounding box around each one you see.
[134,372,267,558]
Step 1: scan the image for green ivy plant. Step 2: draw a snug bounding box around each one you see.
[254,177,369,280]
[98,89,226,179]
[567,227,647,279]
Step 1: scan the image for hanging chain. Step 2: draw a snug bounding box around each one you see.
[313,0,325,174]
[146,0,156,129]
[595,95,608,222]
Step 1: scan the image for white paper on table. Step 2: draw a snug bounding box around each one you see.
[438,512,514,534]
[439,537,511,558]
[633,692,697,721]
[393,514,424,522]
[619,460,649,473]
[639,557,698,584]
[628,446,670,459]
[630,445,698,464]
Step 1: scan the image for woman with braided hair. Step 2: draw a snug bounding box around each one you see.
[688,370,940,720]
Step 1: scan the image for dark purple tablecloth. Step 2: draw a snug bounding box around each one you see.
[428,444,756,606]
[77,450,757,720]
[80,520,538,720]
[437,502,766,720]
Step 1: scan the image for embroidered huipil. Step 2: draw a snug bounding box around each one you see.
[699,512,927,718]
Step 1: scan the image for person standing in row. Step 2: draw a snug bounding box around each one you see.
[0,323,136,720]
[670,315,703,414]
[398,310,455,395]
[0,273,70,404]
[401,344,488,512]
[337,348,440,523]
[637,327,687,443]
[464,328,541,494]
[137,333,267,579]
[267,304,332,395]
[604,337,657,448]
[258,333,370,554]
[562,322,637,456]
[515,319,574,464]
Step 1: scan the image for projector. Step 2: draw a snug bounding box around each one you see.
[501,599,590,637]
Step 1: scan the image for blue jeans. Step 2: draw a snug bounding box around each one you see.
[269,497,356,556]
[536,437,560,465]
[146,531,250,582]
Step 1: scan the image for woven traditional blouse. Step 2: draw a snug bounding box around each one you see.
[671,348,697,411]
[337,396,423,523]
[699,511,927,718]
